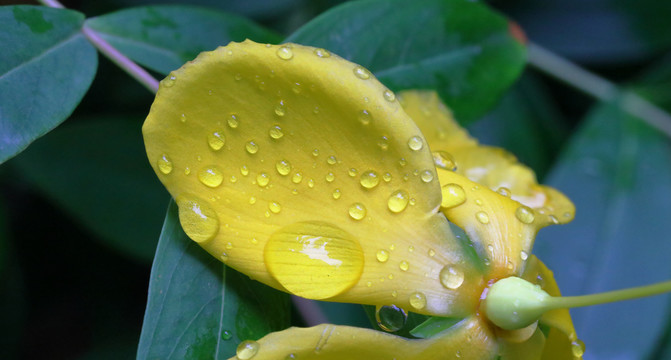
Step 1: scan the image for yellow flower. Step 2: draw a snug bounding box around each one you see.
[143,40,581,359]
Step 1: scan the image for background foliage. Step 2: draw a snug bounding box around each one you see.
[1,0,670,359]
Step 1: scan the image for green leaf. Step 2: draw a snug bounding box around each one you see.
[0,6,97,164]
[11,118,167,262]
[286,0,526,123]
[85,5,282,76]
[137,201,290,359]
[409,316,462,339]
[535,100,671,359]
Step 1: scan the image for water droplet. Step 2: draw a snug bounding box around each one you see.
[378,136,389,151]
[228,115,239,128]
[207,130,226,151]
[408,246,414,253]
[383,173,392,182]
[292,172,303,184]
[376,249,389,263]
[407,136,424,151]
[198,166,224,188]
[432,151,457,171]
[256,172,270,187]
[475,211,490,224]
[332,189,341,200]
[487,244,494,254]
[249,196,256,205]
[274,100,286,117]
[408,291,427,310]
[353,66,371,80]
[420,170,433,183]
[327,156,337,165]
[245,141,259,154]
[221,330,232,340]
[313,48,331,58]
[383,89,396,102]
[276,45,293,60]
[375,304,407,332]
[157,154,173,174]
[307,179,315,188]
[312,149,319,157]
[441,183,466,208]
[265,221,364,299]
[348,168,358,177]
[497,187,511,197]
[269,125,284,139]
[548,215,559,224]
[325,172,335,182]
[360,170,380,189]
[439,265,464,290]
[387,190,409,213]
[236,340,260,360]
[176,196,219,243]
[240,165,249,176]
[358,109,372,125]
[234,73,242,81]
[475,199,483,206]
[399,158,407,167]
[163,75,176,87]
[348,203,367,220]
[520,250,529,261]
[399,261,409,271]
[180,113,187,123]
[515,206,535,224]
[276,160,291,176]
[284,354,296,360]
[391,290,398,297]
[269,201,281,214]
[571,339,585,357]
[428,249,436,257]
[226,242,233,250]
[230,175,237,183]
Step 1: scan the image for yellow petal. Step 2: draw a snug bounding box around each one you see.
[143,40,484,316]
[227,316,498,360]
[521,255,583,360]
[499,327,546,360]
[399,90,575,224]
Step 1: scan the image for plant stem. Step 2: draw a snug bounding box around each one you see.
[38,0,159,94]
[528,42,671,138]
[545,280,671,311]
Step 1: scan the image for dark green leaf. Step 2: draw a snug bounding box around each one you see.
[535,100,671,359]
[85,5,282,76]
[11,118,167,262]
[0,6,97,163]
[409,316,462,339]
[287,0,526,122]
[137,201,290,359]
[111,0,301,20]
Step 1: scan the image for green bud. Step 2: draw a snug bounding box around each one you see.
[483,276,551,330]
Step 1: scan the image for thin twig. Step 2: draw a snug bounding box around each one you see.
[528,42,671,137]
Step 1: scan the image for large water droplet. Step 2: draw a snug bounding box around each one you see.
[269,125,284,139]
[376,249,389,263]
[348,203,367,220]
[245,141,259,154]
[408,291,427,310]
[383,89,396,102]
[571,339,585,357]
[236,340,260,360]
[353,66,371,80]
[327,155,337,165]
[198,166,224,188]
[441,184,466,208]
[475,211,490,224]
[375,304,407,332]
[257,172,270,187]
[207,130,226,151]
[276,45,294,60]
[157,154,173,174]
[515,206,535,224]
[265,222,364,299]
[439,265,464,290]
[387,190,409,213]
[176,195,219,243]
[433,151,457,171]
[276,160,291,176]
[360,170,380,189]
[407,136,424,151]
[269,201,281,214]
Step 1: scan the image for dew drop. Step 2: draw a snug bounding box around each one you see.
[221,330,232,340]
[441,183,466,208]
[428,249,436,257]
[475,211,490,224]
[236,340,260,360]
[264,221,364,299]
[163,75,176,87]
[157,154,173,174]
[255,173,271,188]
[387,190,409,213]
[207,130,226,151]
[284,354,296,360]
[358,109,372,125]
[249,196,256,205]
[571,339,585,357]
[313,48,331,58]
[274,101,286,117]
[269,202,281,214]
[376,249,389,263]
[180,113,187,123]
[234,73,242,81]
[348,203,367,220]
[378,136,389,151]
[399,261,409,272]
[325,172,335,182]
[520,250,529,261]
[407,136,424,151]
[432,151,457,171]
[307,179,315,188]
[184,167,191,175]
[176,195,219,243]
[245,141,259,154]
[383,89,396,102]
[240,165,249,176]
[292,172,303,184]
[227,115,239,129]
[312,149,320,157]
[198,166,224,188]
[269,125,284,139]
[327,155,337,165]
[332,189,341,200]
[383,172,392,182]
[420,170,434,183]
[497,187,511,197]
[360,170,380,189]
[276,45,293,60]
[353,66,371,80]
[408,291,427,310]
[375,304,407,332]
[276,160,291,176]
[515,206,535,224]
[548,215,559,224]
[230,175,237,183]
[348,168,358,177]
[439,265,465,290]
